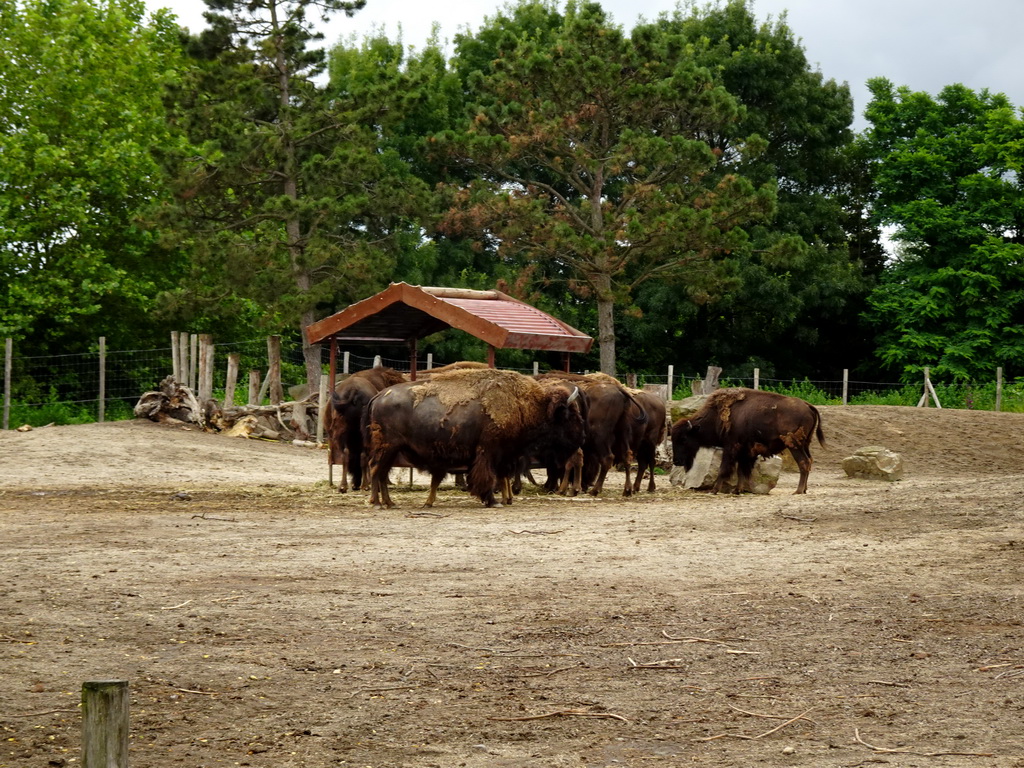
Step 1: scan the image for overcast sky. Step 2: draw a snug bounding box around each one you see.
[147,0,1024,130]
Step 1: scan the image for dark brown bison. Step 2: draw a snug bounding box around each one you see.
[627,388,668,493]
[364,368,585,508]
[536,372,647,497]
[670,388,825,494]
[324,366,406,492]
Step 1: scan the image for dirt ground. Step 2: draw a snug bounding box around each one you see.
[2,405,1024,768]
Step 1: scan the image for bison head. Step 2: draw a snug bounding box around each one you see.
[670,418,700,471]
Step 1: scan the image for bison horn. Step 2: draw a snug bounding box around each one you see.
[567,386,580,404]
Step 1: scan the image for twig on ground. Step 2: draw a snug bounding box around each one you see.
[160,599,193,610]
[0,634,35,644]
[6,709,79,718]
[661,631,747,645]
[191,513,238,522]
[488,709,629,723]
[854,728,995,757]
[867,679,910,688]
[520,664,581,678]
[348,685,419,699]
[697,707,814,742]
[728,705,817,725]
[627,657,688,670]
[406,512,448,518]
[174,687,218,696]
[446,642,520,654]
[777,513,817,522]
[994,666,1024,680]
[507,529,565,535]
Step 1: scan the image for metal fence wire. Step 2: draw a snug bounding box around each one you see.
[2,334,1019,428]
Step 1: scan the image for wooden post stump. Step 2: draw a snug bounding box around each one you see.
[82,679,129,768]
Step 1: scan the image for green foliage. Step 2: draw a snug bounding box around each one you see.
[437,0,777,374]
[161,0,430,391]
[7,398,135,428]
[620,1,874,379]
[862,79,1024,380]
[0,0,188,352]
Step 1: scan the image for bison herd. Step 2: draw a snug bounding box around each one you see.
[323,363,825,508]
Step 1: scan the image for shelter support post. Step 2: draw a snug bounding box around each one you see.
[409,338,419,380]
[329,337,337,392]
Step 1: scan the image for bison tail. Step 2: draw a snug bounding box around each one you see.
[811,405,826,447]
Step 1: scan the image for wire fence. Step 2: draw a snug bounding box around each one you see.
[3,334,1020,428]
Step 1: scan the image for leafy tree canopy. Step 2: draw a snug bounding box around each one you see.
[436,0,776,374]
[862,78,1024,379]
[0,0,186,350]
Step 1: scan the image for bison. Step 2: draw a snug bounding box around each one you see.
[627,388,668,494]
[535,372,648,497]
[364,368,585,508]
[670,388,825,494]
[324,366,407,492]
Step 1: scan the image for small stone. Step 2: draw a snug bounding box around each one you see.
[842,446,903,481]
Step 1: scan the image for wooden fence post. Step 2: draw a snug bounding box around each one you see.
[917,367,942,408]
[267,335,283,405]
[753,367,760,390]
[189,333,199,391]
[171,332,180,382]
[178,332,189,388]
[3,337,11,431]
[342,350,350,375]
[198,334,214,403]
[224,353,240,408]
[843,369,849,405]
[81,680,129,768]
[666,365,674,401]
[996,367,1003,412]
[98,337,106,424]
[248,370,261,406]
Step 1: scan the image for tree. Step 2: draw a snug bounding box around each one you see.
[862,78,1024,379]
[620,0,875,379]
[0,0,186,350]
[162,0,432,393]
[437,0,775,375]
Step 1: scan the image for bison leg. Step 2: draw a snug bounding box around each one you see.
[337,448,349,493]
[423,471,446,507]
[589,453,615,496]
[467,452,498,507]
[790,447,813,494]
[735,453,759,494]
[713,451,739,494]
[367,451,399,509]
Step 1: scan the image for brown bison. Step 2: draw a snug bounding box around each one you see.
[627,388,668,493]
[324,366,407,492]
[670,388,825,494]
[535,372,647,497]
[364,368,585,508]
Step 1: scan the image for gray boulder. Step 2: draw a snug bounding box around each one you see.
[842,446,904,481]
[670,447,782,494]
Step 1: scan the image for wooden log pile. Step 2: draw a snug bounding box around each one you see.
[134,376,320,445]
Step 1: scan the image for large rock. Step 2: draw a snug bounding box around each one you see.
[842,446,904,481]
[670,447,781,494]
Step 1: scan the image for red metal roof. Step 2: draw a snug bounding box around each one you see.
[305,282,593,354]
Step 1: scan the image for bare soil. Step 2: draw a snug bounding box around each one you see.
[2,405,1024,768]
